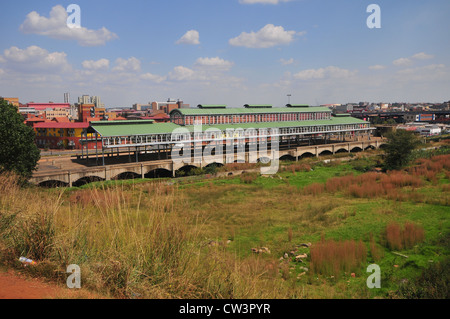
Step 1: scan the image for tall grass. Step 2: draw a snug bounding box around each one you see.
[0,174,303,298]
[385,221,425,250]
[310,237,367,277]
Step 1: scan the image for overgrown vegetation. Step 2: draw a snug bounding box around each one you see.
[0,99,41,182]
[0,144,449,299]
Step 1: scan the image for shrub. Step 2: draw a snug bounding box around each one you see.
[398,258,450,299]
[240,172,258,184]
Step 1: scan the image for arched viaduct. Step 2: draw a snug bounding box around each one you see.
[30,139,385,187]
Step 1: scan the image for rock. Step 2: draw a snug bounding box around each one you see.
[295,254,308,262]
[297,272,306,279]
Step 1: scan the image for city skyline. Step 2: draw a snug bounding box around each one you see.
[0,0,449,108]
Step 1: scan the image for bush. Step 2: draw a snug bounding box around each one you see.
[240,172,258,184]
[398,258,450,299]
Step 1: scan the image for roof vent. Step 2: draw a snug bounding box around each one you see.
[244,104,272,108]
[197,104,227,109]
[286,104,309,108]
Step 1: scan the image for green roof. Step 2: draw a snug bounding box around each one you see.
[89,121,181,137]
[184,116,369,132]
[89,116,370,137]
[171,106,331,116]
[286,104,309,108]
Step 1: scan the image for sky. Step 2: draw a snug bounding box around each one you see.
[0,0,449,108]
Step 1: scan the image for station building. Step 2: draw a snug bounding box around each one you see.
[81,104,375,164]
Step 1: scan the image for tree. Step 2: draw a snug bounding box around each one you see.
[383,129,421,170]
[0,98,41,181]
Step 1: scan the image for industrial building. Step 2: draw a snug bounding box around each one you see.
[80,104,374,165]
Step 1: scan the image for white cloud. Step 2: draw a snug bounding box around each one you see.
[393,52,434,67]
[176,30,200,45]
[229,24,303,48]
[239,0,292,4]
[369,65,386,70]
[168,66,196,81]
[19,5,117,46]
[194,57,234,70]
[393,57,412,66]
[280,58,295,65]
[0,45,71,73]
[140,72,166,83]
[82,58,110,70]
[293,66,357,80]
[167,56,236,82]
[412,52,434,60]
[396,64,447,81]
[112,57,141,73]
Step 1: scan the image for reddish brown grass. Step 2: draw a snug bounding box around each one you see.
[302,183,325,196]
[310,238,367,277]
[385,221,425,250]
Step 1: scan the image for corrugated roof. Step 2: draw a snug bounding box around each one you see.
[171,106,331,115]
[90,122,180,137]
[183,117,370,132]
[89,116,369,137]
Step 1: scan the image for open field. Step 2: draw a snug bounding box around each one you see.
[0,146,449,299]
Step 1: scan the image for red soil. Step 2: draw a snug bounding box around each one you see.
[0,268,102,299]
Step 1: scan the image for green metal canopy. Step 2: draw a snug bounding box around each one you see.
[87,116,370,138]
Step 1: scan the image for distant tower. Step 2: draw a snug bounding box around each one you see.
[64,92,70,104]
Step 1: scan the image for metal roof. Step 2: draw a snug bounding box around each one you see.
[88,116,370,137]
[183,117,370,132]
[170,106,332,116]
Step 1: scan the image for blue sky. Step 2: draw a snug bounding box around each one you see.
[0,0,449,108]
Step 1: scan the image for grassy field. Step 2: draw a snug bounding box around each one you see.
[0,147,449,299]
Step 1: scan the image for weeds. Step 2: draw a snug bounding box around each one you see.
[384,221,425,250]
[310,238,367,278]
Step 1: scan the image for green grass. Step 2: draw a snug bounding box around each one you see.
[0,153,449,299]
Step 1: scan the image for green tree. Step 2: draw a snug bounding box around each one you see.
[0,98,41,180]
[383,129,421,170]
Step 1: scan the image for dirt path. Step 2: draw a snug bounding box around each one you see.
[0,268,103,299]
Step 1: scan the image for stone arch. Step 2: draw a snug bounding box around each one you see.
[72,176,105,187]
[335,148,349,154]
[145,168,173,178]
[175,165,199,177]
[112,172,141,180]
[257,157,271,164]
[318,150,333,156]
[350,146,363,153]
[279,154,296,162]
[204,162,224,168]
[298,152,315,160]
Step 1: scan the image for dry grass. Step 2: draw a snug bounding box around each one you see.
[310,237,367,277]
[385,221,425,250]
